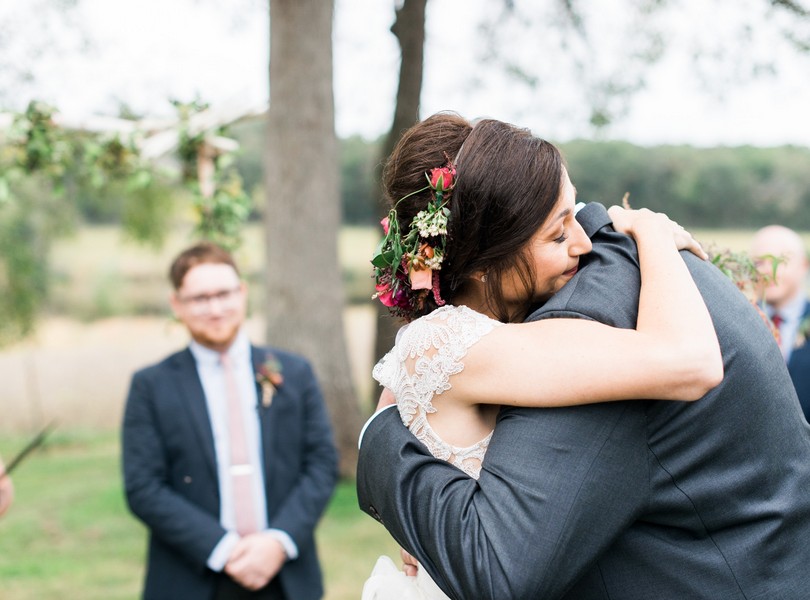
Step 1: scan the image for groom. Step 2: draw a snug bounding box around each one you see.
[357,203,810,599]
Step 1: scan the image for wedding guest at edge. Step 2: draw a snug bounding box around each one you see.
[357,113,810,600]
[123,242,338,600]
[751,224,810,422]
[0,454,13,518]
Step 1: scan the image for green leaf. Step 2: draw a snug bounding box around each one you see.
[371,254,390,268]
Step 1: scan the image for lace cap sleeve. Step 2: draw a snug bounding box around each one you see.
[372,305,503,423]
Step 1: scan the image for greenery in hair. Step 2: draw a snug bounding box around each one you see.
[371,160,456,320]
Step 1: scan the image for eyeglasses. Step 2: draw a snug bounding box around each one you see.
[177,287,242,314]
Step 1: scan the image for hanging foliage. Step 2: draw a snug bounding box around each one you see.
[191,166,253,251]
[174,99,253,250]
[0,99,255,345]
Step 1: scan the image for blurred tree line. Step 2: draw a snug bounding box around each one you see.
[93,117,804,231]
[561,141,810,229]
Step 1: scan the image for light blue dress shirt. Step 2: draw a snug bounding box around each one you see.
[189,331,297,571]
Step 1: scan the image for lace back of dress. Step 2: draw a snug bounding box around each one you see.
[372,305,502,480]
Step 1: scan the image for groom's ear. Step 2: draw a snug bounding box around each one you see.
[168,291,183,320]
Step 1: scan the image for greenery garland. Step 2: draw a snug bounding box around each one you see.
[0,99,253,345]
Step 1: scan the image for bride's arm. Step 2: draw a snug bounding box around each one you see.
[454,207,723,406]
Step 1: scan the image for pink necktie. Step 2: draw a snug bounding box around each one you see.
[220,353,259,536]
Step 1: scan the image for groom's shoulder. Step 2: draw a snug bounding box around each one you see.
[132,347,191,380]
[361,405,403,447]
[529,234,642,326]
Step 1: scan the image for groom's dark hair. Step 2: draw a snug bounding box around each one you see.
[384,112,564,323]
[168,242,240,290]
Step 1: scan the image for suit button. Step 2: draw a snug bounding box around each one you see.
[368,505,382,523]
[183,476,192,484]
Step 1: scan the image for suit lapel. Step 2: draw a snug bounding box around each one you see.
[252,346,278,494]
[173,348,218,478]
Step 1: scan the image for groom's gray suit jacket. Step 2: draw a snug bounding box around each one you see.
[357,203,810,600]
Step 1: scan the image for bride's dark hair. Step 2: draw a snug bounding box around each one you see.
[382,112,564,322]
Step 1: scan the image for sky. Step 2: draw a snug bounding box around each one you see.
[3,0,809,147]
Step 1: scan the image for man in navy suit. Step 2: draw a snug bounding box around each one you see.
[752,225,810,422]
[123,242,338,600]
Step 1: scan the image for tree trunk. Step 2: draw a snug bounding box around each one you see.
[382,0,429,161]
[373,0,430,371]
[265,0,363,478]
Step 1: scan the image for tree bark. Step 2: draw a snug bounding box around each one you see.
[265,0,363,478]
[373,0,430,373]
[382,0,429,162]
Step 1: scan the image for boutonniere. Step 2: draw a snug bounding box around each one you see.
[256,353,284,408]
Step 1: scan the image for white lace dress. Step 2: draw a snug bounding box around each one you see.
[361,305,503,600]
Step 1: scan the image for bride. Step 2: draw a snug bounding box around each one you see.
[361,113,721,600]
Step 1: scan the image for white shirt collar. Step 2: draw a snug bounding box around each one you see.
[189,329,252,367]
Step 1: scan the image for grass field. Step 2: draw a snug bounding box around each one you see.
[0,430,400,600]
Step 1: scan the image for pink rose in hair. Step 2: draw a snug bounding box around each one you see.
[409,266,433,290]
[380,216,390,235]
[429,166,455,193]
[375,282,396,307]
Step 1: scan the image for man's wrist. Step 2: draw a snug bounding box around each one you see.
[207,531,239,571]
[266,528,297,560]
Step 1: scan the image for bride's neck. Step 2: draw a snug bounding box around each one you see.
[451,290,498,320]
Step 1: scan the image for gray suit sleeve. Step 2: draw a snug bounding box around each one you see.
[357,399,649,599]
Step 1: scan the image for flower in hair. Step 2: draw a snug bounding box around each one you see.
[409,263,433,290]
[371,160,456,319]
[429,166,455,192]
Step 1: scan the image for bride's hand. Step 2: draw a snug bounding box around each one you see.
[400,547,418,577]
[607,205,708,260]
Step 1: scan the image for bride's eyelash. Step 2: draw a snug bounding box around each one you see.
[553,230,568,244]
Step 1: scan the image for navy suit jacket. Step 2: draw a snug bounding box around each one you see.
[357,203,810,599]
[786,300,810,423]
[123,344,338,600]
